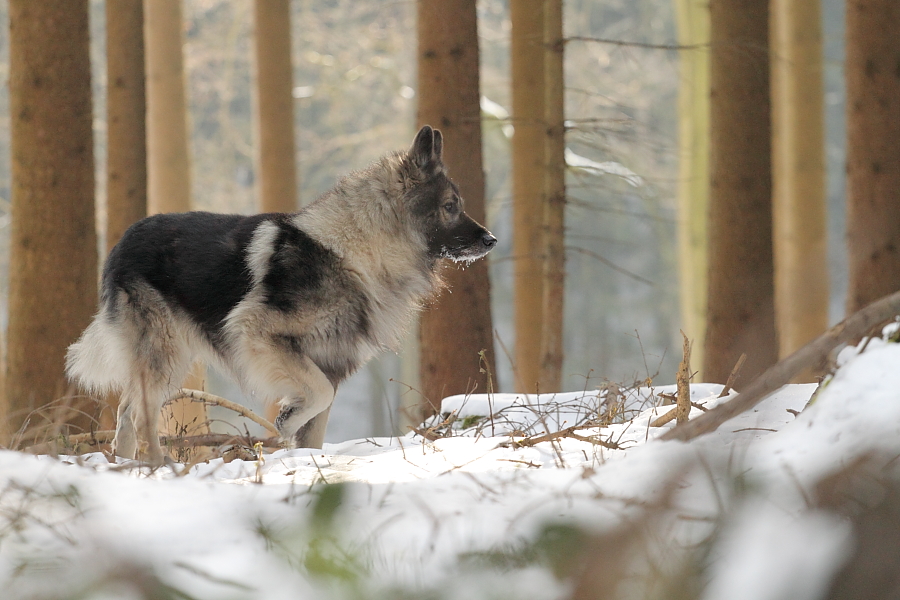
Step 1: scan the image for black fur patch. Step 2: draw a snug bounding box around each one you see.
[261,216,341,312]
[104,212,271,342]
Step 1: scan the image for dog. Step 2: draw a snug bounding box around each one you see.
[66,125,496,461]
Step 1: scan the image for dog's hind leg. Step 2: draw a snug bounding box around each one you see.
[112,386,140,460]
[109,284,192,463]
[113,376,172,464]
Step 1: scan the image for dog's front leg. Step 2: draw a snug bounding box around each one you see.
[291,406,331,448]
[274,358,335,449]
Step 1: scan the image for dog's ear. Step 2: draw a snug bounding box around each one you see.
[409,125,440,173]
[432,128,443,162]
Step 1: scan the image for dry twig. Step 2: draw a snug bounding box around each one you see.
[675,331,692,425]
[718,353,747,398]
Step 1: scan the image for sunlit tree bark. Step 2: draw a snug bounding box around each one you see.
[6,0,98,438]
[845,0,900,314]
[417,0,495,415]
[538,0,566,392]
[771,0,828,377]
[704,0,778,385]
[253,0,298,214]
[673,0,710,378]
[511,0,545,393]
[107,0,147,253]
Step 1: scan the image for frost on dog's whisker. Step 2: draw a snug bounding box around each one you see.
[441,247,484,266]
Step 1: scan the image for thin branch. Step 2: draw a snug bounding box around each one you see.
[170,389,279,436]
[161,433,280,449]
[662,290,900,442]
[565,36,708,51]
[506,422,621,450]
[718,353,747,397]
[566,245,655,286]
[23,431,281,454]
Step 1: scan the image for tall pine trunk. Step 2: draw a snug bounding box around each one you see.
[704,0,778,384]
[6,0,98,438]
[538,0,566,392]
[417,0,495,414]
[673,0,710,377]
[107,0,147,253]
[845,0,900,314]
[511,0,545,393]
[771,0,828,373]
[253,0,298,214]
[144,0,191,214]
[144,0,207,437]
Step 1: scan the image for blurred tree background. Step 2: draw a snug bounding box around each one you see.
[0,0,850,441]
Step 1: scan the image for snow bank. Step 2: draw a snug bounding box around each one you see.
[1,338,899,599]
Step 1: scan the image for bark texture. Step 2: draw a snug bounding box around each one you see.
[106,0,147,253]
[771,0,829,371]
[253,0,298,213]
[511,0,545,393]
[538,0,566,392]
[845,0,900,314]
[144,0,191,214]
[674,0,710,378]
[6,0,98,436]
[704,0,778,384]
[417,0,495,413]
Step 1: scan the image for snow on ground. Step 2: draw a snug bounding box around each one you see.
[2,335,900,599]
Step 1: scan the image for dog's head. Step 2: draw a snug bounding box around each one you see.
[403,125,497,264]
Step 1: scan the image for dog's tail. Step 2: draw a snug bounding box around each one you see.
[65,309,130,394]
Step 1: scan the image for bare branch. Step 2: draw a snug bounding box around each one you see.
[675,331,693,424]
[718,353,747,398]
[565,36,707,51]
[506,423,621,450]
[170,389,279,436]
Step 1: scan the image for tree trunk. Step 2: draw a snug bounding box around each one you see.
[106,0,147,253]
[511,0,545,393]
[845,0,900,314]
[673,0,710,379]
[144,0,207,437]
[538,0,566,392]
[417,0,495,414]
[771,0,828,378]
[253,0,298,214]
[6,0,98,437]
[144,0,191,214]
[704,0,778,384]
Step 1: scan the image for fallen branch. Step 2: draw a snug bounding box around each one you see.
[662,290,900,442]
[24,430,281,454]
[170,389,279,436]
[505,423,621,450]
[161,433,280,449]
[650,408,676,428]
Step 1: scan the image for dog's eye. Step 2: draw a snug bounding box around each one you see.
[443,202,457,214]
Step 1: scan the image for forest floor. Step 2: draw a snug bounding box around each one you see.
[1,330,899,599]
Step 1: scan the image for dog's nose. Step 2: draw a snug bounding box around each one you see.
[482,232,498,248]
